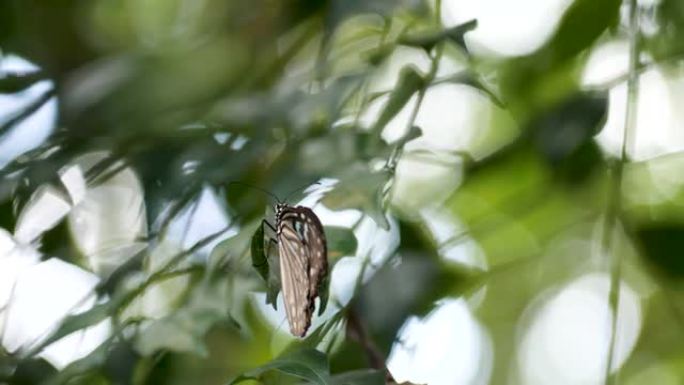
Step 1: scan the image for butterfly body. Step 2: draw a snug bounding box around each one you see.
[275,203,328,337]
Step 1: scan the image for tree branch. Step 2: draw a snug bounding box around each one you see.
[603,0,639,384]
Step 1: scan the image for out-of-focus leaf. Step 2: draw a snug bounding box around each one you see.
[286,311,345,354]
[326,0,421,32]
[38,220,81,266]
[648,0,684,59]
[0,0,15,43]
[500,0,620,118]
[0,89,54,138]
[398,19,477,52]
[354,221,482,354]
[437,71,503,107]
[43,337,112,385]
[543,0,621,64]
[24,300,115,359]
[0,197,14,231]
[299,131,395,175]
[331,369,384,385]
[451,145,603,266]
[322,163,390,230]
[530,91,607,183]
[531,92,607,162]
[363,44,395,66]
[393,125,422,149]
[317,272,330,316]
[7,358,56,385]
[251,223,268,282]
[373,67,424,133]
[96,249,146,296]
[266,261,282,310]
[216,217,281,311]
[229,348,331,385]
[209,220,260,271]
[0,71,45,93]
[135,278,240,357]
[101,342,139,385]
[325,226,358,259]
[635,222,684,280]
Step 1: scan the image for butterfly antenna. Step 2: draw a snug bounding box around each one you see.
[283,181,321,203]
[227,181,282,203]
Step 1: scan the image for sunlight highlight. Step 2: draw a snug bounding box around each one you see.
[517,273,642,385]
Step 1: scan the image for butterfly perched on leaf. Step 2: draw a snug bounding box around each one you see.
[252,200,329,337]
[273,203,328,336]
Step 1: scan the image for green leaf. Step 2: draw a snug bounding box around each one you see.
[363,44,395,66]
[322,163,390,230]
[23,300,117,359]
[283,311,345,354]
[135,279,239,357]
[529,91,607,183]
[0,71,45,93]
[317,272,330,316]
[438,71,502,107]
[543,0,622,64]
[7,358,55,385]
[373,67,424,134]
[331,369,385,385]
[394,125,423,149]
[398,19,478,52]
[325,226,358,259]
[251,223,268,282]
[228,348,331,385]
[42,336,113,385]
[96,248,146,296]
[265,253,282,310]
[208,219,260,273]
[499,0,620,119]
[635,223,684,280]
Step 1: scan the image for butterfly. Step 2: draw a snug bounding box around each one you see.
[230,181,329,337]
[271,203,328,337]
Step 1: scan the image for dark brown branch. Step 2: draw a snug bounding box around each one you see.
[346,307,394,382]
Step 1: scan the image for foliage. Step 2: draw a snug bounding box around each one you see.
[2,0,684,384]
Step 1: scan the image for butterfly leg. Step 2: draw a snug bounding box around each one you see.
[264,237,278,261]
[262,219,277,234]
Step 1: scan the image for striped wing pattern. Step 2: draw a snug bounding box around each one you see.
[276,205,327,337]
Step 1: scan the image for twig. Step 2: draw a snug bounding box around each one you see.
[0,88,55,137]
[346,307,393,381]
[603,1,639,384]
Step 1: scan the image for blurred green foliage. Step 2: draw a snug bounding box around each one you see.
[3,0,684,384]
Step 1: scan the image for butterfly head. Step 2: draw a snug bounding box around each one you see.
[275,202,287,221]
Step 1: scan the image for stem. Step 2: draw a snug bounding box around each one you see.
[603,1,639,384]
[346,307,387,372]
[0,88,54,137]
[384,28,444,174]
[353,18,393,128]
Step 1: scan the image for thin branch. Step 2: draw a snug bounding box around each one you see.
[0,71,46,93]
[604,1,639,384]
[0,88,55,137]
[352,18,393,128]
[346,307,388,374]
[585,50,684,92]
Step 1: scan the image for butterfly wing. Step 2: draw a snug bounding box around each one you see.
[278,212,313,337]
[295,206,328,300]
[277,206,328,337]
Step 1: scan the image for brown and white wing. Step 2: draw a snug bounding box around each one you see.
[296,206,328,297]
[278,220,312,337]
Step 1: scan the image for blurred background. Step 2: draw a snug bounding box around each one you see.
[1,0,684,384]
